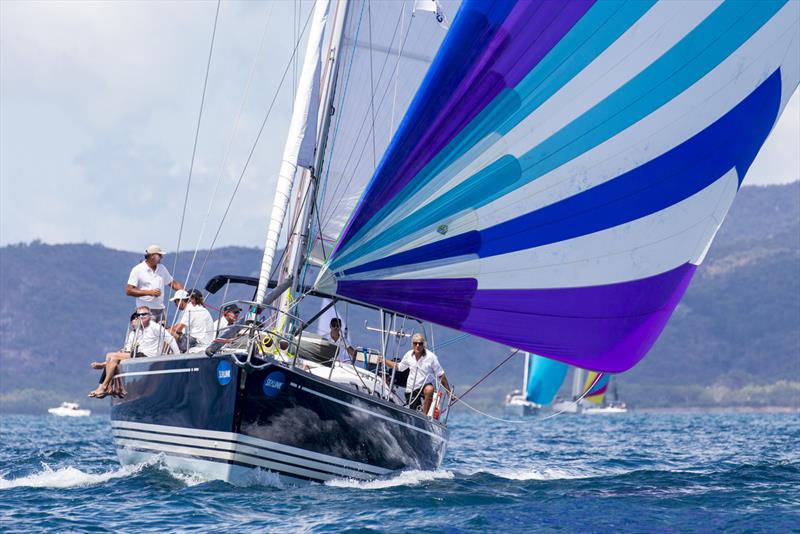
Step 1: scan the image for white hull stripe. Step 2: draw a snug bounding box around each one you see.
[290,383,445,440]
[112,429,377,480]
[114,438,338,482]
[111,420,391,475]
[116,367,200,378]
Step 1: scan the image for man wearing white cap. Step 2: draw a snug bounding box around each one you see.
[168,289,214,352]
[126,245,183,323]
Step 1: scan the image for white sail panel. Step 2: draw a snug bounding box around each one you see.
[309,0,460,265]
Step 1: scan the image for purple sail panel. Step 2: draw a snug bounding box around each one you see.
[336,0,594,252]
[336,263,696,373]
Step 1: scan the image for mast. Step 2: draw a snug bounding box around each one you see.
[571,368,586,400]
[254,0,333,307]
[275,0,350,331]
[522,352,530,399]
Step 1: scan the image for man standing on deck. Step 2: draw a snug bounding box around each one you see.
[383,333,451,415]
[126,245,183,323]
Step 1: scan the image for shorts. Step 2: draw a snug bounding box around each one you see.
[405,383,433,411]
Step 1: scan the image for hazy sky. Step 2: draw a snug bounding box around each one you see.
[1,1,798,254]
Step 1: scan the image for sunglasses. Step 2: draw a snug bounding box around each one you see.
[135,312,151,317]
[412,341,424,346]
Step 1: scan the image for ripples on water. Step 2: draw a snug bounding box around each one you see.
[1,412,797,532]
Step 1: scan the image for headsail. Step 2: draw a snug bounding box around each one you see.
[582,371,610,405]
[309,0,460,266]
[317,0,800,372]
[525,355,568,405]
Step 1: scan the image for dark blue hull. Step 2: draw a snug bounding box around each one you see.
[111,355,447,483]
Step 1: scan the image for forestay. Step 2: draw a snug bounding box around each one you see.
[316,0,800,372]
[309,0,460,266]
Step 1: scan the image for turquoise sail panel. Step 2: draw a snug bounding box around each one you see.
[526,355,568,405]
[317,0,800,373]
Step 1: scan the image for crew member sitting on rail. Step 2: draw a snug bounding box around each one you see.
[168,289,214,353]
[88,306,178,398]
[323,317,356,364]
[383,333,450,414]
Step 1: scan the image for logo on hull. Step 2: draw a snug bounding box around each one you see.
[262,371,286,398]
[217,360,233,386]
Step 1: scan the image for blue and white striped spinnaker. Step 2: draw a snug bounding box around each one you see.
[315,0,800,373]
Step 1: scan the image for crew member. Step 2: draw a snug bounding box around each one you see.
[323,317,356,363]
[383,333,450,414]
[126,245,183,323]
[169,289,214,352]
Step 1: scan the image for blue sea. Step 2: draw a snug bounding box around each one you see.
[1,412,798,533]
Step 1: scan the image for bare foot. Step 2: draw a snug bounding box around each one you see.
[90,362,105,369]
[88,387,107,398]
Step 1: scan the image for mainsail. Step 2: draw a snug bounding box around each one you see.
[316,0,800,372]
[525,354,568,405]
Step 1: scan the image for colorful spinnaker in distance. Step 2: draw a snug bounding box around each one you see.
[315,0,800,373]
[582,371,611,405]
[526,354,568,405]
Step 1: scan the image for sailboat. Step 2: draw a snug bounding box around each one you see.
[108,0,799,484]
[504,353,567,416]
[581,372,628,414]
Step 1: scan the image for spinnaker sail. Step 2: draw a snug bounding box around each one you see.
[526,354,568,405]
[316,0,800,372]
[582,371,611,405]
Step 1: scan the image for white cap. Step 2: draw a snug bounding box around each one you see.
[170,289,190,302]
[145,244,166,255]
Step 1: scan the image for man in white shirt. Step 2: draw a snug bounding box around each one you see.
[126,245,183,323]
[89,306,178,398]
[383,333,451,414]
[215,303,242,338]
[322,317,355,364]
[168,289,215,352]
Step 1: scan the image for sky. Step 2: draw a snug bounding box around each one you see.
[1,1,799,254]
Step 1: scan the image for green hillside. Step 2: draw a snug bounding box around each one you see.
[0,183,798,413]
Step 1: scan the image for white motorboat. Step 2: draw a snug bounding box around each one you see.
[48,402,91,417]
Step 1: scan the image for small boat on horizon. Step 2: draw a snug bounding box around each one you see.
[48,402,91,417]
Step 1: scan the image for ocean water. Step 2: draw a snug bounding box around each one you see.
[1,412,797,533]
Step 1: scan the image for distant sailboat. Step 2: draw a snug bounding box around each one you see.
[505,353,567,416]
[582,372,628,415]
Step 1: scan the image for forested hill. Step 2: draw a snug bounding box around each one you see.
[0,183,798,413]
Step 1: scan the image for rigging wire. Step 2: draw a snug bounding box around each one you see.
[447,371,607,424]
[183,1,276,292]
[367,0,377,170]
[316,6,415,236]
[172,0,221,286]
[191,6,316,289]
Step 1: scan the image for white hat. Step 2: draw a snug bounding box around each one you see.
[170,289,190,302]
[145,244,166,255]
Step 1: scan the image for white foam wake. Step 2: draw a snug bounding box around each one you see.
[478,466,590,481]
[326,469,454,489]
[0,462,142,490]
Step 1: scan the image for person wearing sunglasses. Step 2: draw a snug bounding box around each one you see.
[323,317,356,364]
[383,333,450,414]
[88,306,178,398]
